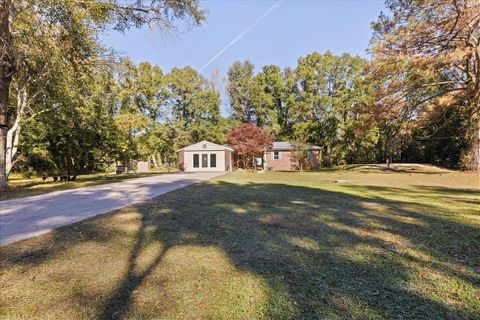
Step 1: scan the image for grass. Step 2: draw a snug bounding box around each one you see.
[1,169,176,201]
[0,166,479,319]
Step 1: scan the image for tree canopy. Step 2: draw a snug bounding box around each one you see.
[0,0,206,188]
[370,0,480,169]
[1,0,478,186]
[227,123,273,168]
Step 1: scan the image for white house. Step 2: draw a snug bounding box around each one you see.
[177,140,234,172]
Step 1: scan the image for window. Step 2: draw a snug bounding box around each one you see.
[307,151,313,160]
[193,154,199,168]
[210,154,217,168]
[202,154,208,168]
[273,151,280,160]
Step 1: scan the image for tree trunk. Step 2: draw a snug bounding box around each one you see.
[0,83,8,191]
[151,154,158,168]
[0,0,14,192]
[469,113,480,171]
[71,157,78,181]
[5,86,26,176]
[64,156,70,180]
[5,121,20,176]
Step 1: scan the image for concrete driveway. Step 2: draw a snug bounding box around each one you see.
[0,172,224,245]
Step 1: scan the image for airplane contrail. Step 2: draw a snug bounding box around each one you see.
[199,0,283,72]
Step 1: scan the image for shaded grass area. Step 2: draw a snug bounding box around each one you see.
[1,170,176,201]
[0,171,479,319]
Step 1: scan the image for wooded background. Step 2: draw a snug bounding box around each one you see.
[0,0,478,190]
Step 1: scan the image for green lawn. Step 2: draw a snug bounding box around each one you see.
[1,168,479,319]
[1,170,176,201]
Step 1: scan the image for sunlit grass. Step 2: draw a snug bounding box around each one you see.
[0,167,479,319]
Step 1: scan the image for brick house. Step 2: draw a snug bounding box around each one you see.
[177,140,321,172]
[263,142,321,171]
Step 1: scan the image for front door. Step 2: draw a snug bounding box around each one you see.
[201,154,208,168]
[255,156,263,169]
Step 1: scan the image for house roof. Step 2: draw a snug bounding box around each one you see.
[176,140,234,152]
[177,140,319,152]
[271,141,321,151]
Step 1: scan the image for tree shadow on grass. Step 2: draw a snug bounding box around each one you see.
[345,184,480,209]
[416,185,480,196]
[1,180,479,319]
[99,213,170,319]
[99,181,479,319]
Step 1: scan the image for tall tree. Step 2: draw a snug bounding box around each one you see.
[226,60,256,123]
[3,1,104,178]
[165,66,222,146]
[115,58,153,164]
[227,62,298,138]
[371,0,480,170]
[292,51,374,165]
[0,0,205,191]
[251,65,284,136]
[18,63,122,180]
[280,67,298,138]
[136,62,166,121]
[1,0,16,190]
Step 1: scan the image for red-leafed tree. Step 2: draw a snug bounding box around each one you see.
[227,123,273,169]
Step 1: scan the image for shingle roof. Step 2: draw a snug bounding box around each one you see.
[272,142,293,150]
[271,141,321,151]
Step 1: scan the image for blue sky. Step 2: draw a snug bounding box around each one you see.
[104,0,385,111]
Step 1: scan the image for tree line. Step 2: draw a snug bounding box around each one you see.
[226,46,476,169]
[1,0,207,185]
[17,59,231,180]
[1,0,478,190]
